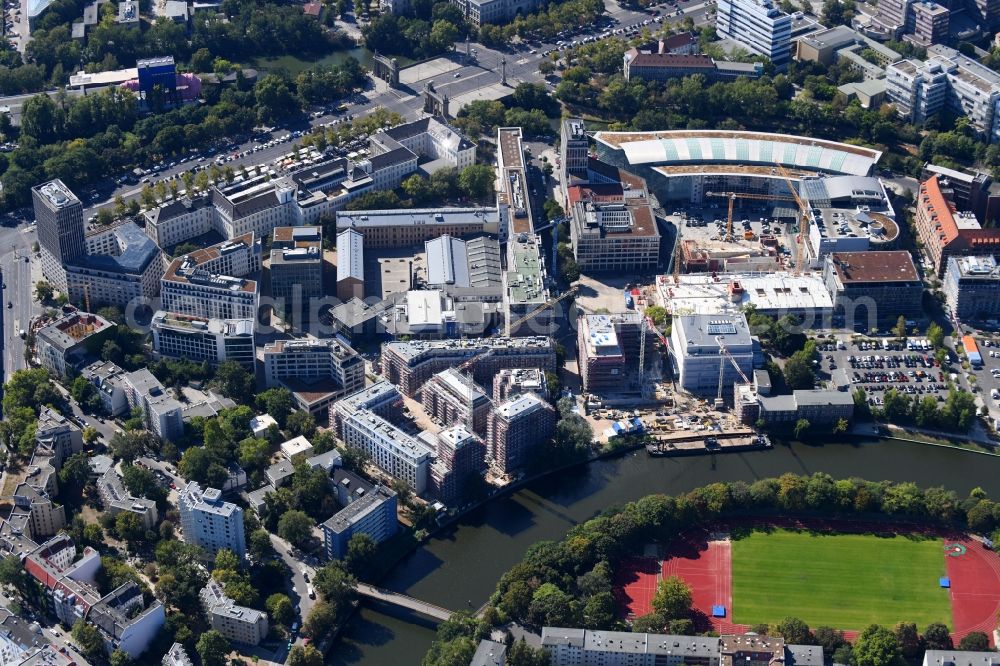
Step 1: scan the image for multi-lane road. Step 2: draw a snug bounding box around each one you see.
[0,223,37,383]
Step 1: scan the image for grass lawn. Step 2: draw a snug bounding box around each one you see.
[731,529,951,630]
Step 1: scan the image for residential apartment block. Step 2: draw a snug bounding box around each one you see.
[486,392,555,474]
[321,469,398,560]
[35,310,116,378]
[577,313,653,394]
[24,535,164,657]
[160,233,262,320]
[426,424,487,505]
[81,360,130,416]
[342,409,434,494]
[330,381,405,437]
[270,225,324,321]
[96,467,159,530]
[122,369,184,441]
[914,176,1000,276]
[263,338,364,390]
[943,255,1000,321]
[178,482,246,558]
[887,45,1000,144]
[151,311,255,368]
[492,367,548,403]
[420,368,491,436]
[10,409,80,540]
[380,337,557,397]
[715,0,791,68]
[199,579,268,645]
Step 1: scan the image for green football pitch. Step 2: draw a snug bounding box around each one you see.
[731,529,952,630]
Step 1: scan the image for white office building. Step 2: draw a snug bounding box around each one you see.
[262,338,365,392]
[716,0,792,67]
[342,410,434,494]
[160,233,261,321]
[122,369,184,441]
[671,313,756,396]
[178,482,246,558]
[151,311,255,368]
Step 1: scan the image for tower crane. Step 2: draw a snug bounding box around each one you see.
[704,191,798,243]
[714,335,752,410]
[773,163,812,275]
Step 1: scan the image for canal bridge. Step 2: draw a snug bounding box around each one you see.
[355,583,457,622]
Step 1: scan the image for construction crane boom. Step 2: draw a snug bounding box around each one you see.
[773,163,811,275]
[714,334,751,406]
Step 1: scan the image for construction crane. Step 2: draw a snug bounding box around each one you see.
[637,311,671,389]
[704,191,797,242]
[456,286,579,374]
[774,163,811,275]
[714,335,752,410]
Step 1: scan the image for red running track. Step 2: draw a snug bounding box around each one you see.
[614,557,659,619]
[660,532,740,634]
[947,538,1000,646]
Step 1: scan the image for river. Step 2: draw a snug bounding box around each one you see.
[329,438,1000,664]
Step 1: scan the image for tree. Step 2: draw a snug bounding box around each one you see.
[0,555,29,595]
[313,561,357,607]
[249,529,276,561]
[256,388,294,427]
[853,624,904,666]
[776,617,813,645]
[286,410,317,439]
[115,511,146,547]
[213,361,255,400]
[528,582,577,627]
[507,638,549,666]
[784,355,815,390]
[304,600,339,638]
[457,164,496,200]
[794,418,811,439]
[34,280,54,303]
[267,593,295,626]
[927,322,944,348]
[109,650,133,666]
[922,623,953,650]
[278,509,313,548]
[893,622,923,661]
[651,576,692,621]
[196,629,231,666]
[71,621,104,659]
[288,645,324,666]
[958,632,990,651]
[344,533,378,579]
[894,315,907,339]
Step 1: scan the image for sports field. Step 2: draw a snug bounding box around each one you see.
[731,529,952,630]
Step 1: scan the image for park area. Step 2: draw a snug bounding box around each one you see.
[614,524,1000,642]
[731,529,950,629]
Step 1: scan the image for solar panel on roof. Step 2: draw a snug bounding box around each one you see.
[707,322,737,335]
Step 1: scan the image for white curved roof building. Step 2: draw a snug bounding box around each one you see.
[594,130,881,177]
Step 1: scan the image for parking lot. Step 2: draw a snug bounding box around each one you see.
[965,334,1000,425]
[812,333,956,409]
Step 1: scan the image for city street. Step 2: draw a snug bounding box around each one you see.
[1,222,37,383]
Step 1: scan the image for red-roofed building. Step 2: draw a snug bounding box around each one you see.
[916,175,1000,276]
[303,2,322,17]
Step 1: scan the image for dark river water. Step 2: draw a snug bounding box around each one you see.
[329,438,1000,665]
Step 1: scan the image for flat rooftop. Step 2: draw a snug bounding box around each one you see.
[828,251,919,283]
[657,273,833,315]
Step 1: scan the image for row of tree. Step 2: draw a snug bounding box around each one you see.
[424,475,1000,661]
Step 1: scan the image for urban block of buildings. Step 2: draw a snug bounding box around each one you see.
[715,0,792,68]
[35,310,116,378]
[420,368,491,436]
[493,367,549,403]
[270,225,324,321]
[424,424,487,505]
[23,534,164,658]
[199,579,269,646]
[380,337,557,397]
[887,45,1000,144]
[122,368,184,441]
[943,254,1000,322]
[623,50,763,83]
[655,273,833,324]
[321,468,399,560]
[151,311,256,368]
[541,628,823,666]
[160,233,262,320]
[178,481,247,558]
[577,313,655,394]
[914,175,1000,276]
[671,313,757,396]
[262,337,365,419]
[486,391,555,474]
[34,180,164,310]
